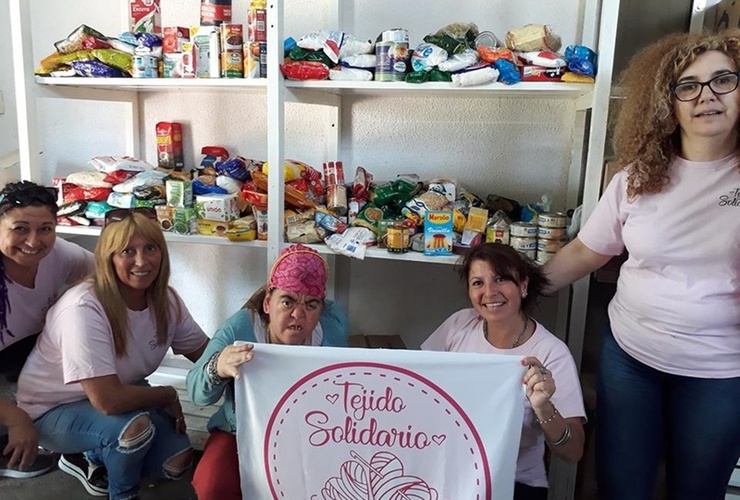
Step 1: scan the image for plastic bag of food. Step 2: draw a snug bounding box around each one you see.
[451,64,499,87]
[261,159,308,182]
[437,48,478,72]
[54,25,108,54]
[340,54,376,70]
[518,50,566,68]
[113,170,168,194]
[281,60,330,80]
[411,43,448,72]
[297,30,346,64]
[91,49,133,74]
[477,46,515,64]
[329,67,373,81]
[424,22,479,55]
[65,171,112,188]
[494,59,520,85]
[339,36,374,57]
[90,156,155,173]
[288,46,334,66]
[506,24,561,52]
[565,45,597,76]
[36,50,94,75]
[70,60,127,78]
[216,156,250,182]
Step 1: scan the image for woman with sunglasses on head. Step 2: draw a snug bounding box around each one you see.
[421,243,585,500]
[186,243,349,500]
[0,180,93,479]
[543,32,740,500]
[16,209,208,500]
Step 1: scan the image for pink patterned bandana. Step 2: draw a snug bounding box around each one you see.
[268,244,329,298]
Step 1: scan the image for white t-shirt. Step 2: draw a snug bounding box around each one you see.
[3,238,93,349]
[17,281,208,420]
[421,308,586,488]
[578,156,740,378]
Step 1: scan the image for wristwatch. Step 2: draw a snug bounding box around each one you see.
[206,351,227,385]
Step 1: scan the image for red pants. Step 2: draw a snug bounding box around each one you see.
[192,429,242,500]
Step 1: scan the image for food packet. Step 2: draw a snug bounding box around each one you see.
[437,48,478,72]
[55,25,108,54]
[518,50,566,68]
[36,50,95,75]
[339,54,376,70]
[91,49,133,74]
[297,30,347,64]
[494,59,521,85]
[70,60,127,78]
[451,64,499,87]
[286,221,326,244]
[281,60,330,80]
[564,45,597,76]
[506,24,561,52]
[90,156,155,173]
[216,156,250,182]
[65,171,112,188]
[288,46,334,66]
[339,36,374,58]
[330,67,373,81]
[410,43,448,72]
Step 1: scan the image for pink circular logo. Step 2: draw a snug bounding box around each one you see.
[264,362,491,499]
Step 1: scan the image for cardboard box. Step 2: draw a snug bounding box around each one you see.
[520,65,564,82]
[195,193,239,221]
[129,0,161,33]
[196,218,234,237]
[347,335,406,349]
[424,210,454,256]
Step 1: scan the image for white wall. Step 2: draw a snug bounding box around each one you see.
[9,0,590,346]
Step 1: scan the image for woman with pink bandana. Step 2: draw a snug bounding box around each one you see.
[187,244,349,500]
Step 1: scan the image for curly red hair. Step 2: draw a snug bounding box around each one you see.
[613,31,740,198]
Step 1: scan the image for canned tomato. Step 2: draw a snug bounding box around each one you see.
[510,221,538,237]
[538,212,568,228]
[486,223,509,244]
[538,226,568,240]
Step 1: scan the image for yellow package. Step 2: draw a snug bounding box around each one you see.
[561,72,595,84]
[261,159,309,182]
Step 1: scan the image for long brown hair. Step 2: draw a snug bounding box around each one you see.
[93,213,179,356]
[613,31,740,198]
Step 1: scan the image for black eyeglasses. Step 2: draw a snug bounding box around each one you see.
[671,72,740,102]
[104,207,158,227]
[0,186,57,208]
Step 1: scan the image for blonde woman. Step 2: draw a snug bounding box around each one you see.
[17,209,208,500]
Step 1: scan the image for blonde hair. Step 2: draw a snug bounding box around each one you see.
[613,31,740,198]
[93,213,179,356]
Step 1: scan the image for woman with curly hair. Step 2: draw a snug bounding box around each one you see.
[543,32,740,500]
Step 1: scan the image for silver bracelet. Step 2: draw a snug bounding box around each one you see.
[534,402,559,425]
[206,351,227,385]
[547,421,572,447]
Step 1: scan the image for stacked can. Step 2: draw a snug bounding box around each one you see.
[508,221,538,260]
[323,161,348,216]
[536,212,569,265]
[245,0,267,78]
[220,24,244,77]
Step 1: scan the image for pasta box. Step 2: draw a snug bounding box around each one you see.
[195,193,239,221]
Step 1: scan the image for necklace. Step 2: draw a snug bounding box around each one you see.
[483,317,529,349]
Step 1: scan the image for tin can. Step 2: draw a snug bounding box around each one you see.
[200,0,232,26]
[538,212,569,228]
[538,226,568,240]
[221,50,244,78]
[537,238,565,253]
[509,236,537,251]
[518,249,537,260]
[386,225,410,253]
[327,184,348,216]
[536,250,557,265]
[375,35,410,82]
[486,223,510,244]
[510,221,538,237]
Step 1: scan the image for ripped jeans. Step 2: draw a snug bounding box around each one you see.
[34,399,192,500]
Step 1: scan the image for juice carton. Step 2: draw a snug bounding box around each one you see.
[424,210,453,256]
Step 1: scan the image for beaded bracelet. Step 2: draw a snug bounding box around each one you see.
[534,403,559,425]
[206,351,227,386]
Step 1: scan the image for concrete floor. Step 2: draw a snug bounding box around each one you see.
[0,363,199,500]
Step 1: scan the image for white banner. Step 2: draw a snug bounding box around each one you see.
[234,343,526,500]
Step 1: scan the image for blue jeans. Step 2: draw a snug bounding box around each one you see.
[35,399,192,500]
[596,324,740,500]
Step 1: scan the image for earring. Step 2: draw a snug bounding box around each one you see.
[522,291,528,298]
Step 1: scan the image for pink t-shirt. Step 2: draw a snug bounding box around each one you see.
[421,308,586,488]
[3,238,93,348]
[17,281,208,420]
[578,156,740,378]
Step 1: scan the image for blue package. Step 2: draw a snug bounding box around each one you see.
[70,60,126,78]
[493,59,521,85]
[565,45,597,76]
[215,157,251,182]
[192,178,228,195]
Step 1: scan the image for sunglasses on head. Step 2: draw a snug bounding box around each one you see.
[0,186,57,208]
[103,207,158,227]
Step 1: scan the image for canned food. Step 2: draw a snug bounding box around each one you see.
[510,221,538,237]
[538,226,568,240]
[538,212,568,228]
[517,249,536,260]
[386,225,410,253]
[486,223,509,244]
[536,250,557,265]
[537,238,565,253]
[509,236,537,251]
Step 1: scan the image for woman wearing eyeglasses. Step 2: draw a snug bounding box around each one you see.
[0,181,93,479]
[16,210,208,500]
[186,244,349,500]
[543,32,740,500]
